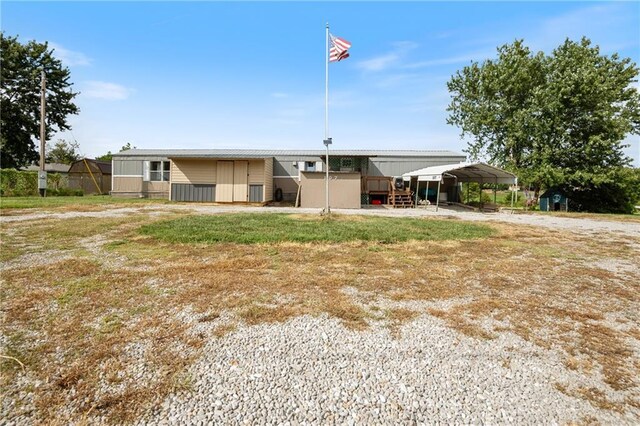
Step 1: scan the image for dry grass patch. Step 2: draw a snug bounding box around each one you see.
[212,323,238,338]
[386,308,419,337]
[239,303,299,325]
[555,383,625,413]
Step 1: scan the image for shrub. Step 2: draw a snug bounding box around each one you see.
[0,169,38,196]
[0,169,79,197]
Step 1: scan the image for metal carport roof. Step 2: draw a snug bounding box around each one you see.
[402,162,517,185]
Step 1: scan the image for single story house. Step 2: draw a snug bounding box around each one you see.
[110,149,501,208]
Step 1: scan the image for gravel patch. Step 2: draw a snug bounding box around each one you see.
[3,203,640,237]
[136,314,638,425]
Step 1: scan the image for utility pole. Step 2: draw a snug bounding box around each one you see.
[39,70,47,197]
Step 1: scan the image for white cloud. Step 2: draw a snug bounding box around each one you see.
[83,81,133,101]
[357,53,400,72]
[356,41,418,72]
[403,50,493,69]
[49,42,92,67]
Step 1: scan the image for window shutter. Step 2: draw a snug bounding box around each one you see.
[316,161,323,172]
[143,161,150,181]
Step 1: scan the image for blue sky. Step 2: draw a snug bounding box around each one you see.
[3,1,640,164]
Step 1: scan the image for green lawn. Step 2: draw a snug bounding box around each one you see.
[0,195,169,210]
[141,213,495,244]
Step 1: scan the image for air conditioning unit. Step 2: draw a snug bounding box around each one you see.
[394,177,404,190]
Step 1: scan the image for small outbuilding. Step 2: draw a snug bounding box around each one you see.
[68,159,112,195]
[539,188,569,212]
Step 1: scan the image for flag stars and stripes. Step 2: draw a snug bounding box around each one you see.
[329,34,351,62]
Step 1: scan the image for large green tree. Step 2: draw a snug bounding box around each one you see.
[1,33,79,169]
[447,38,640,212]
[46,139,80,164]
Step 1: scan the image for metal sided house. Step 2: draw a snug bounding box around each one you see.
[110,149,467,207]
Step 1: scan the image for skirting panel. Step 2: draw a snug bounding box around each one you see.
[171,183,215,202]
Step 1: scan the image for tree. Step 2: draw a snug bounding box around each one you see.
[447,37,640,212]
[1,33,79,169]
[46,139,80,164]
[96,142,136,162]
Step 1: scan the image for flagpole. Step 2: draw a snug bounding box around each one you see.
[325,22,329,142]
[324,22,331,215]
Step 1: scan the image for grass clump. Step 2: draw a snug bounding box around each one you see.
[140,213,494,244]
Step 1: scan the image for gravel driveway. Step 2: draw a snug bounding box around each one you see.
[137,313,636,425]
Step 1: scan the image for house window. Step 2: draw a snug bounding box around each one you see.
[306,161,316,172]
[150,161,170,181]
[340,158,353,170]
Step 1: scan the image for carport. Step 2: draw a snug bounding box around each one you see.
[402,163,517,212]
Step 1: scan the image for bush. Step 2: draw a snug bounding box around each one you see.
[0,169,79,197]
[0,169,38,196]
[563,168,640,214]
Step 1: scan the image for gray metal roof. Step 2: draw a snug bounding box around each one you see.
[22,163,71,173]
[113,149,464,159]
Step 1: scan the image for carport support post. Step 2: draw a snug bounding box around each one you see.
[511,187,515,209]
[435,179,441,212]
[415,178,420,207]
[425,181,429,209]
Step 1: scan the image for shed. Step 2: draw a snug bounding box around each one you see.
[68,159,112,195]
[539,188,569,212]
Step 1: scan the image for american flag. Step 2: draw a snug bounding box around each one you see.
[329,34,351,62]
